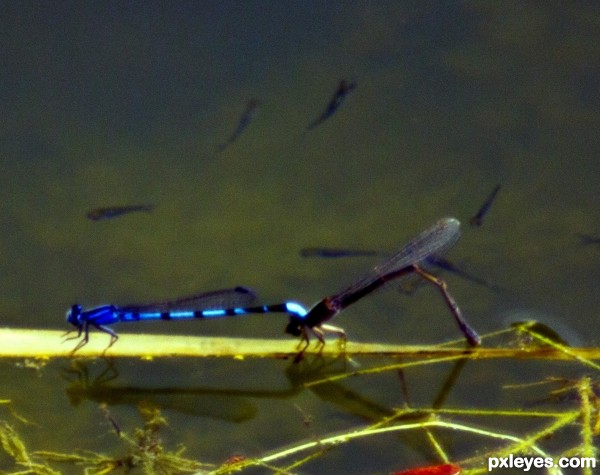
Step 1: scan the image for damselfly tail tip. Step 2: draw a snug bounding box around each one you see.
[232,286,258,298]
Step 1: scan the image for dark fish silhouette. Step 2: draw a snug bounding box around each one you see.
[306,79,356,131]
[218,99,261,153]
[86,205,154,221]
[425,256,502,291]
[300,247,381,258]
[577,234,600,246]
[470,184,501,226]
[300,247,500,291]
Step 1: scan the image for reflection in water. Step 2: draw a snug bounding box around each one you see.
[63,353,472,460]
[64,360,260,423]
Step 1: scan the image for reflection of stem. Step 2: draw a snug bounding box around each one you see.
[304,354,478,388]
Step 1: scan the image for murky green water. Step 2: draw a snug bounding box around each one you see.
[1,2,598,473]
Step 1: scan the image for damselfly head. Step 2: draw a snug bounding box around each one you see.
[66,304,83,327]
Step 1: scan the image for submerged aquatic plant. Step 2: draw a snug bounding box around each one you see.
[31,404,208,475]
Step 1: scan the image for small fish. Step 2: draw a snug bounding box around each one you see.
[299,247,382,258]
[577,233,600,246]
[86,205,154,221]
[306,79,356,131]
[426,256,502,292]
[218,99,261,153]
[470,184,501,227]
[300,247,500,291]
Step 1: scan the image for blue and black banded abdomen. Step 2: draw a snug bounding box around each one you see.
[115,302,305,323]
